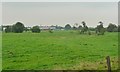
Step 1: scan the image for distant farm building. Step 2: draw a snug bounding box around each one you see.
[39,26,56,30]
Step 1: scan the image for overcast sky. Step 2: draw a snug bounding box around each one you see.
[2,2,118,27]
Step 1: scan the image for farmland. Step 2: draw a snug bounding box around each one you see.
[2,31,118,70]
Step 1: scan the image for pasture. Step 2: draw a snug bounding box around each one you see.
[2,30,118,70]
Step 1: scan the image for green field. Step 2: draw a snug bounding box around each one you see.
[2,31,118,70]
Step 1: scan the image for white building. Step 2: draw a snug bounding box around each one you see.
[39,25,56,30]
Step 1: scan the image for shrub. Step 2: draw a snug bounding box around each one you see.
[31,26,40,33]
[12,22,25,33]
[49,29,53,33]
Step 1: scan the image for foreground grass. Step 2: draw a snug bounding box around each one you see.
[2,31,118,70]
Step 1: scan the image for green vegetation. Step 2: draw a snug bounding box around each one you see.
[12,22,25,33]
[4,22,25,33]
[2,31,118,70]
[107,23,118,32]
[96,21,105,35]
[80,21,89,34]
[65,24,72,30]
[31,26,41,33]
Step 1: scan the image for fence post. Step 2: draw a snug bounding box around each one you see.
[106,56,111,72]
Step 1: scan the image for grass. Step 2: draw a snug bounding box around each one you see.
[2,30,118,70]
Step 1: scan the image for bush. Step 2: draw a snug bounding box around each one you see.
[88,31,91,35]
[98,28,105,35]
[107,23,117,32]
[49,29,53,33]
[118,25,120,32]
[31,26,40,33]
[65,24,71,30]
[113,28,118,32]
[5,26,12,33]
[12,22,25,33]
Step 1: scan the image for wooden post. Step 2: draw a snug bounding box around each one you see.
[106,56,111,72]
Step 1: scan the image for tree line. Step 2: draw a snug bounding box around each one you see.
[1,21,120,34]
[1,22,41,33]
[65,21,120,35]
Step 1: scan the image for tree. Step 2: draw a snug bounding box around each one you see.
[89,27,95,31]
[73,23,81,30]
[24,27,31,32]
[96,21,103,32]
[78,25,82,30]
[80,21,88,34]
[49,29,53,33]
[107,23,117,32]
[5,26,13,33]
[31,26,40,33]
[0,25,2,31]
[65,24,71,30]
[82,21,86,28]
[73,26,77,30]
[113,27,118,32]
[55,25,64,30]
[12,22,25,33]
[96,21,105,35]
[118,25,120,32]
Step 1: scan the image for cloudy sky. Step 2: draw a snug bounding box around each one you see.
[2,2,118,27]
